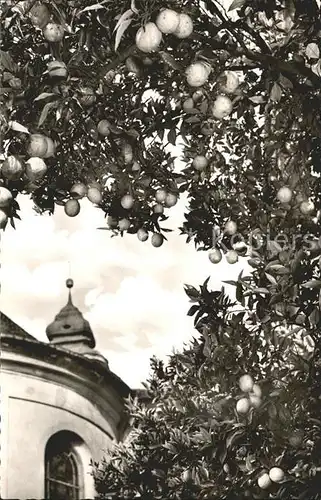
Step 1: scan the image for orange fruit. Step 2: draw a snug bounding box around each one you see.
[192,89,204,102]
[0,208,8,229]
[97,120,110,136]
[64,199,80,217]
[225,220,237,235]
[137,228,148,241]
[269,467,284,483]
[220,71,239,94]
[151,233,164,247]
[236,397,250,414]
[118,218,130,231]
[173,13,193,38]
[258,473,272,490]
[132,161,141,173]
[192,155,208,171]
[70,182,87,199]
[0,187,13,208]
[251,384,262,397]
[249,394,261,408]
[136,22,162,53]
[121,194,134,209]
[28,134,48,157]
[212,95,233,119]
[156,9,180,34]
[289,431,303,447]
[226,250,238,264]
[29,3,50,28]
[183,97,194,112]
[48,60,67,78]
[208,248,222,264]
[155,189,167,203]
[239,374,254,392]
[153,203,164,214]
[44,137,55,158]
[87,187,102,204]
[164,193,178,207]
[300,200,314,214]
[186,62,211,87]
[26,157,47,180]
[277,186,292,203]
[1,156,24,180]
[43,23,64,42]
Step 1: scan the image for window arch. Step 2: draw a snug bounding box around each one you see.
[45,431,84,500]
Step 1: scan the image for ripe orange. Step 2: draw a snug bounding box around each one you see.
[118,218,130,231]
[212,95,233,119]
[48,60,67,78]
[70,182,87,199]
[183,97,194,112]
[156,9,180,34]
[151,233,164,247]
[236,397,250,414]
[165,193,178,208]
[221,71,240,94]
[43,23,64,42]
[277,186,292,203]
[1,156,24,180]
[186,62,211,87]
[64,199,80,217]
[121,194,134,209]
[155,189,167,203]
[0,208,8,229]
[97,120,110,136]
[29,3,50,28]
[0,187,13,208]
[132,161,141,173]
[226,250,238,264]
[249,394,261,408]
[225,220,237,235]
[208,248,222,264]
[300,200,315,215]
[44,137,55,158]
[289,431,303,447]
[153,203,164,214]
[87,187,102,204]
[258,473,272,490]
[251,383,262,398]
[239,374,254,392]
[26,157,47,180]
[173,13,193,38]
[192,89,204,102]
[269,467,284,483]
[137,228,148,241]
[136,22,162,53]
[28,134,48,158]
[192,155,208,171]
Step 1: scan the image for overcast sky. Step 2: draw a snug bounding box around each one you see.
[0,185,250,388]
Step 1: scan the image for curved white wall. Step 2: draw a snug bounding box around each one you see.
[1,366,115,499]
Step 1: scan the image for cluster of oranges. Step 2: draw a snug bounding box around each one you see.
[29,3,64,42]
[235,374,286,490]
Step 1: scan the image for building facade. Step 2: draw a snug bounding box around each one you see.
[0,280,132,500]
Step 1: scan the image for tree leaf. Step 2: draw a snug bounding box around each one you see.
[302,280,321,289]
[115,18,133,51]
[34,92,57,101]
[270,82,282,102]
[306,43,320,60]
[168,127,176,145]
[0,50,18,73]
[8,121,30,134]
[38,102,57,127]
[228,0,246,11]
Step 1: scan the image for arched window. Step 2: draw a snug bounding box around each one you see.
[45,431,84,500]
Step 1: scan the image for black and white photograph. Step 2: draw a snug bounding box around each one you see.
[1,0,321,499]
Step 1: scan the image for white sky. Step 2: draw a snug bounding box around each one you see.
[0,189,249,388]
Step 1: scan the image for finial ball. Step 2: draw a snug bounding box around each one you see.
[66,278,74,288]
